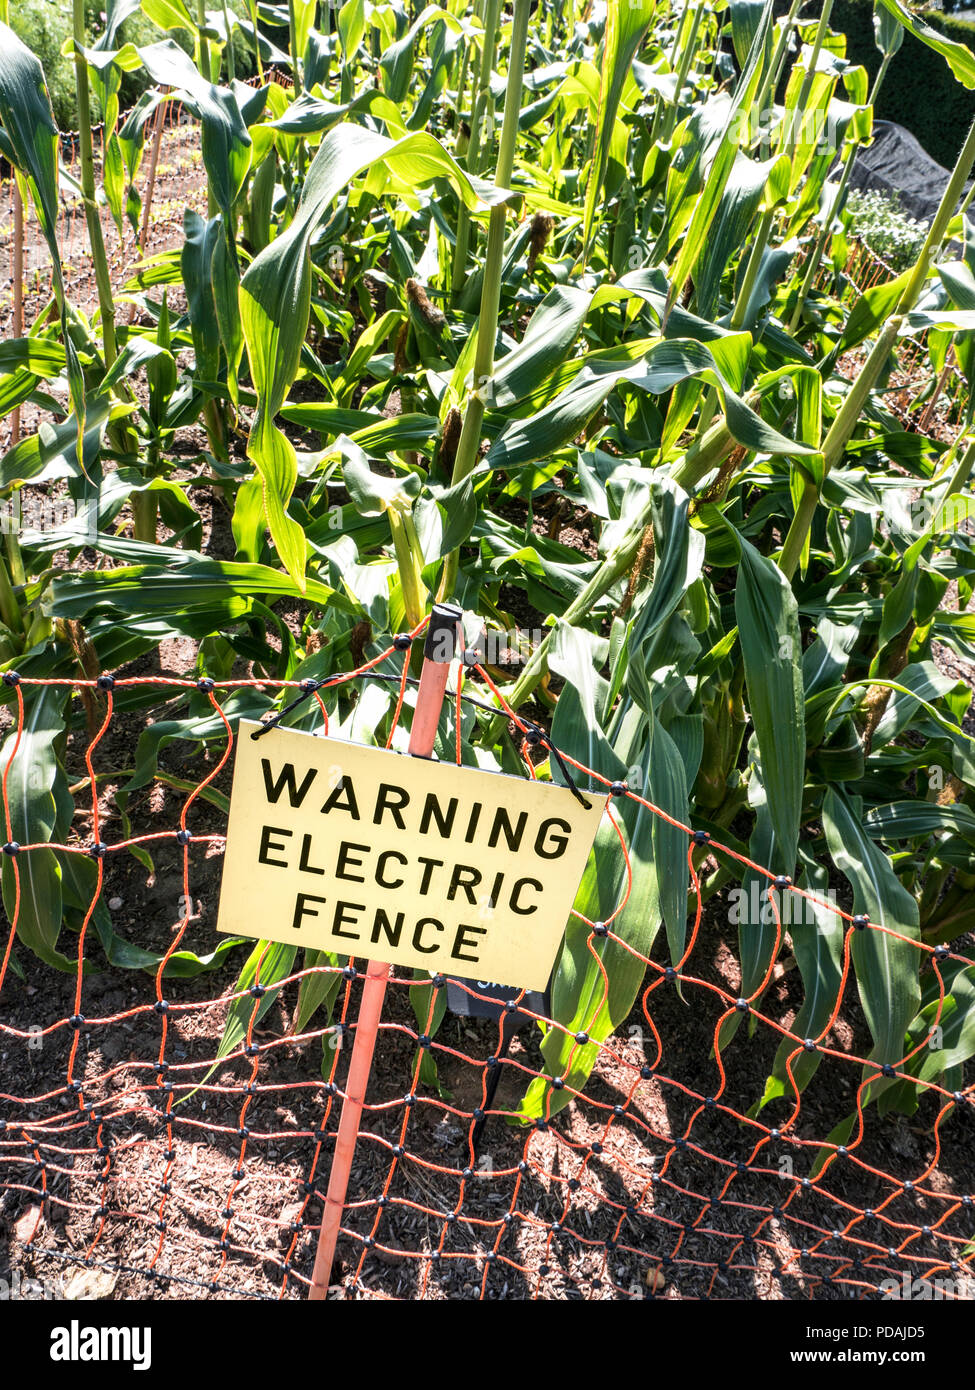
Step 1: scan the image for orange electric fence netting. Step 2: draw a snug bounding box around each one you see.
[0,627,974,1302]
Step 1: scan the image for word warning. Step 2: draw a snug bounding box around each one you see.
[216,722,607,989]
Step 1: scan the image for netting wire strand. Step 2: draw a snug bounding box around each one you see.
[0,641,972,1301]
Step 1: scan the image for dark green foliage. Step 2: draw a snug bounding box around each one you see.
[9,0,253,131]
[829,0,975,166]
[9,0,97,129]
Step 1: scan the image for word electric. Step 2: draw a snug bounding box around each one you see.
[217,723,607,990]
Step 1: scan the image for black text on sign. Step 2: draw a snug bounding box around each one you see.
[215,722,608,990]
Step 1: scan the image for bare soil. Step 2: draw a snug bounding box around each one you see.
[2,696,974,1303]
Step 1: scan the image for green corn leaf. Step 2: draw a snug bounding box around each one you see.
[729,0,770,67]
[823,787,921,1064]
[409,968,449,1092]
[911,965,975,1085]
[379,5,462,104]
[654,99,729,262]
[211,230,245,407]
[665,3,775,300]
[182,211,223,386]
[294,950,344,1033]
[212,940,298,1065]
[0,27,59,283]
[648,475,706,611]
[47,559,354,619]
[0,24,86,438]
[581,0,656,256]
[864,801,975,846]
[873,1,905,58]
[694,153,779,320]
[338,0,367,63]
[0,687,74,971]
[293,0,317,69]
[97,336,175,398]
[331,309,404,407]
[734,750,777,1006]
[486,338,818,472]
[119,693,271,793]
[511,623,660,1121]
[0,397,118,490]
[0,338,66,375]
[756,857,845,1110]
[648,719,690,969]
[239,122,517,588]
[522,751,659,1122]
[834,270,912,357]
[140,0,197,33]
[491,285,592,407]
[874,0,975,86]
[139,41,255,225]
[278,406,439,456]
[733,531,806,876]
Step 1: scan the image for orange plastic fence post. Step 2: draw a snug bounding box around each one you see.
[307,603,464,1300]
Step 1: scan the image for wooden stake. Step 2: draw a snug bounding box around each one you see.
[128,93,168,326]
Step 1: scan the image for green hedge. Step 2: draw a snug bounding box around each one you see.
[810,0,975,168]
[9,0,254,132]
[9,0,99,130]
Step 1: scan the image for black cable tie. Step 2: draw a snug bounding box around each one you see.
[251,681,326,740]
[524,722,592,809]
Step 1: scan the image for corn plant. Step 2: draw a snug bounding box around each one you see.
[1,0,975,1128]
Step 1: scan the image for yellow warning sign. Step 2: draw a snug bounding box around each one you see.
[216,722,607,990]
